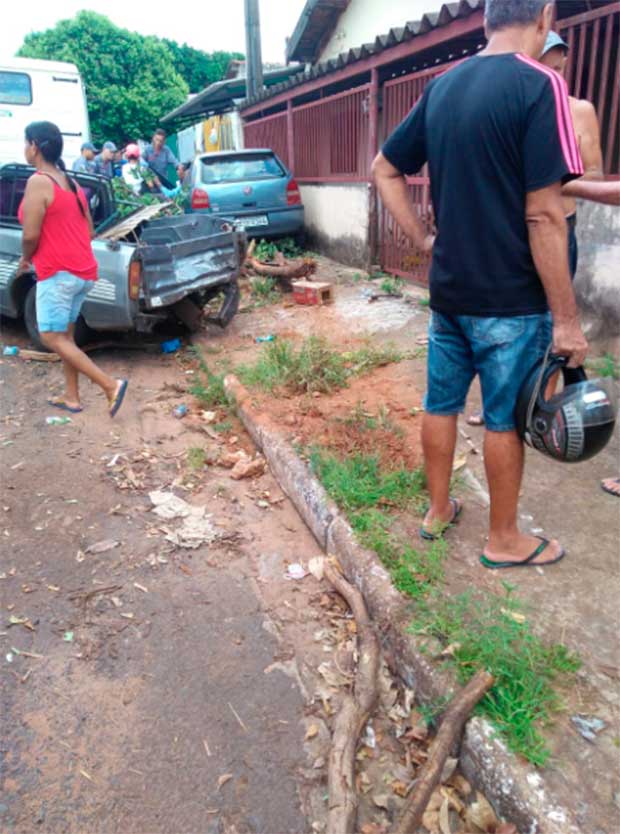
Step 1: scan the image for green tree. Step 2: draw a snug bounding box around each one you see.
[18,11,189,146]
[163,41,243,93]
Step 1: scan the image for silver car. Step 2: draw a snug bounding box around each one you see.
[0,164,245,350]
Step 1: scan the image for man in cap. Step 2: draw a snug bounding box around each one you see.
[94,141,118,178]
[72,142,97,174]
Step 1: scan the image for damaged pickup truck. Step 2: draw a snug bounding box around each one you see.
[0,164,245,350]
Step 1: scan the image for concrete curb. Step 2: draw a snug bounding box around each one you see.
[225,375,581,834]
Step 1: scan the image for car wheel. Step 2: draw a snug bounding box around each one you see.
[24,284,92,351]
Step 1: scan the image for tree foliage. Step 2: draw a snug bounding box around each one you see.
[18,12,242,146]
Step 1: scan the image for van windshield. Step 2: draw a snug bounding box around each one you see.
[200,153,284,184]
[0,72,32,105]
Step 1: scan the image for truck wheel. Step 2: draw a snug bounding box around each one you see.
[24,285,92,351]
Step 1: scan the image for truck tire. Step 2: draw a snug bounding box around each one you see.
[24,285,92,351]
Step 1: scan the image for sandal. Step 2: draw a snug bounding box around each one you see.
[109,379,128,418]
[48,397,83,414]
[420,498,462,540]
[601,478,620,497]
[480,537,565,570]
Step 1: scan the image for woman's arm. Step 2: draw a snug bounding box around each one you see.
[18,176,51,272]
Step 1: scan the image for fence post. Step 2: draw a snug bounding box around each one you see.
[368,67,380,267]
[287,99,295,173]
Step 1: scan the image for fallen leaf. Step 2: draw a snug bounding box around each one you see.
[452,456,468,472]
[305,724,320,741]
[439,798,453,834]
[465,793,499,832]
[392,780,409,798]
[373,794,390,811]
[500,608,526,624]
[440,756,458,783]
[450,773,472,798]
[85,539,120,554]
[308,556,325,581]
[133,583,149,593]
[496,825,519,834]
[76,550,86,563]
[422,809,440,834]
[217,773,233,792]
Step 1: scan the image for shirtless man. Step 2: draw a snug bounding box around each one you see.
[466,29,620,430]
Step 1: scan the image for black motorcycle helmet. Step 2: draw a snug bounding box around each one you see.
[515,350,617,463]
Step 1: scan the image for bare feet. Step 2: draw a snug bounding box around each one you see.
[466,412,485,426]
[601,477,620,497]
[483,532,563,566]
[421,498,462,539]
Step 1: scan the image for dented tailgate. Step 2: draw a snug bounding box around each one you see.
[138,214,243,309]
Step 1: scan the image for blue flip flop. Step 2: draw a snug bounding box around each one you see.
[109,379,128,418]
[420,497,462,541]
[48,398,83,414]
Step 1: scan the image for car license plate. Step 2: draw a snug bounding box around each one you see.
[235,215,268,228]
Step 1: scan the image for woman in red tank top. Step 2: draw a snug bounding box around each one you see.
[19,122,127,416]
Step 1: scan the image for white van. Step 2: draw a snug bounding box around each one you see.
[0,57,90,167]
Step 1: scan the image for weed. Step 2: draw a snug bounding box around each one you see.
[189,349,228,408]
[213,420,233,433]
[187,447,206,470]
[418,696,451,728]
[341,343,403,376]
[352,272,365,283]
[368,270,391,281]
[587,352,620,380]
[380,275,405,296]
[255,237,302,261]
[410,588,580,765]
[418,295,431,308]
[250,276,281,307]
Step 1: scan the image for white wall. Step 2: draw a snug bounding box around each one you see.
[319,0,440,62]
[300,183,370,264]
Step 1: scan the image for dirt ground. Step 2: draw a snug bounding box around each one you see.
[1,259,619,833]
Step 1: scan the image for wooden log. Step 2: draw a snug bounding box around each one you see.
[324,562,381,834]
[391,669,495,834]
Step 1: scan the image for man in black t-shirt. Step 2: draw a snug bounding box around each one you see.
[372,0,588,570]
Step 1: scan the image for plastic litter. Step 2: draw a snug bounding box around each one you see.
[255,335,276,343]
[285,563,308,581]
[63,631,74,643]
[173,404,188,419]
[161,338,182,354]
[3,346,19,356]
[46,416,72,426]
[571,714,606,742]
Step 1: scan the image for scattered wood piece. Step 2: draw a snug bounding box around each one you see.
[203,738,212,757]
[19,349,61,362]
[228,701,249,732]
[324,561,380,834]
[390,669,495,834]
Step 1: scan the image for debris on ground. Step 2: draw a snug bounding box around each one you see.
[85,539,120,554]
[244,238,317,291]
[230,454,266,481]
[3,346,20,356]
[161,338,182,354]
[46,416,72,426]
[285,563,308,581]
[292,280,334,306]
[571,714,606,742]
[149,490,217,549]
[173,404,189,419]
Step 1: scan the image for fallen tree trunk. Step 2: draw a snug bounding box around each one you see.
[247,257,316,281]
[391,669,495,834]
[325,562,381,834]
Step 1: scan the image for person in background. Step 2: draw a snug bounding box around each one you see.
[94,141,117,178]
[72,142,97,174]
[142,128,184,188]
[372,0,587,569]
[112,149,124,178]
[18,121,128,417]
[122,144,149,196]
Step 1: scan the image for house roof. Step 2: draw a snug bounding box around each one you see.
[161,64,304,127]
[244,0,485,110]
[286,0,351,64]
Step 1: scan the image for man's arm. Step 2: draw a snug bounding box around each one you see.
[562,100,619,204]
[371,153,434,253]
[526,182,588,367]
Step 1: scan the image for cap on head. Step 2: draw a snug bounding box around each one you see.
[125,143,141,160]
[103,141,118,152]
[541,30,569,57]
[81,141,97,152]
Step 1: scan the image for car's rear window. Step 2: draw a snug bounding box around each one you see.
[200,153,284,184]
[0,72,32,105]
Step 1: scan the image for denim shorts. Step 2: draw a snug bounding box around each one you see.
[424,311,552,432]
[36,272,93,333]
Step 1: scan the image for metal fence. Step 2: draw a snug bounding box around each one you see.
[243,111,289,169]
[559,3,619,175]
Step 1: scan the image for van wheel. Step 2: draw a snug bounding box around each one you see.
[24,285,92,351]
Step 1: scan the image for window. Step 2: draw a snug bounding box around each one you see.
[0,72,32,105]
[200,153,284,184]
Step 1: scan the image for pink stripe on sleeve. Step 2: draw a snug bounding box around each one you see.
[516,53,584,175]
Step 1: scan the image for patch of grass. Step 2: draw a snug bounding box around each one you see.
[352,272,365,283]
[587,352,620,380]
[255,237,302,261]
[410,588,580,766]
[213,420,233,433]
[418,295,431,308]
[310,444,580,765]
[189,349,228,408]
[342,403,403,438]
[237,337,402,396]
[380,275,405,296]
[250,276,281,307]
[187,447,206,470]
[368,270,391,281]
[310,450,426,515]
